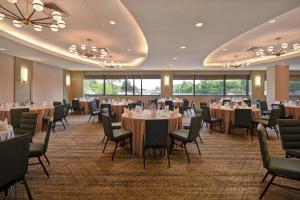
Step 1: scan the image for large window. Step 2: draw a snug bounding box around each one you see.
[289,80,300,95]
[225,79,247,95]
[105,79,126,95]
[142,79,161,95]
[83,79,104,95]
[173,80,194,95]
[195,80,224,95]
[134,78,142,95]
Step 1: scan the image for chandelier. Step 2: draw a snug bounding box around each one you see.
[0,0,66,32]
[68,39,109,59]
[98,56,122,69]
[256,37,300,57]
[224,55,250,68]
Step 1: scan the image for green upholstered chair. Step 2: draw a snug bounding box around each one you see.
[0,134,32,199]
[143,119,170,169]
[10,108,30,129]
[169,115,203,163]
[182,114,203,143]
[100,103,116,121]
[278,119,300,158]
[253,109,281,140]
[88,100,101,124]
[230,109,253,140]
[100,112,122,144]
[63,103,70,126]
[101,114,132,161]
[202,105,222,134]
[19,112,38,137]
[28,121,53,177]
[257,123,300,199]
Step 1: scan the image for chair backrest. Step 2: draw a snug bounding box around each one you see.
[53,101,62,106]
[222,99,231,105]
[0,134,31,188]
[19,112,38,136]
[100,103,112,115]
[211,98,217,104]
[271,104,286,119]
[260,101,269,112]
[165,100,174,111]
[95,99,100,109]
[144,119,168,148]
[42,121,53,153]
[268,108,281,127]
[128,103,137,110]
[72,99,80,109]
[88,102,93,114]
[187,115,203,141]
[243,99,252,107]
[202,106,211,122]
[64,103,70,116]
[62,99,67,106]
[278,119,300,150]
[136,100,142,106]
[10,108,30,128]
[101,114,114,140]
[257,124,271,170]
[53,105,65,121]
[200,102,208,109]
[234,109,252,127]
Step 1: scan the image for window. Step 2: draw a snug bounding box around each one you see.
[105,79,126,95]
[264,81,267,96]
[126,78,134,95]
[289,80,300,95]
[248,80,252,96]
[195,80,224,95]
[142,79,161,95]
[173,80,193,95]
[134,78,142,95]
[83,79,104,95]
[225,79,247,95]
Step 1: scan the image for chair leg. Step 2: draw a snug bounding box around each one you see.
[210,123,213,134]
[259,175,275,200]
[111,141,118,161]
[103,138,108,153]
[198,133,203,143]
[169,137,173,155]
[64,117,69,126]
[274,126,280,139]
[44,154,50,166]
[264,127,270,140]
[166,147,170,168]
[262,172,269,183]
[195,141,201,155]
[129,136,133,154]
[61,120,65,129]
[38,156,49,177]
[184,143,190,163]
[92,116,95,124]
[143,146,146,169]
[23,178,33,200]
[101,136,106,144]
[88,115,92,123]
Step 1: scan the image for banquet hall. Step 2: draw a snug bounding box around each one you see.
[1,0,300,199]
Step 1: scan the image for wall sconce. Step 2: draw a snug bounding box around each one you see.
[255,76,261,87]
[164,75,170,87]
[66,74,71,86]
[20,66,28,85]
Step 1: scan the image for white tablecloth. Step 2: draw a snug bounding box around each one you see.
[0,125,14,141]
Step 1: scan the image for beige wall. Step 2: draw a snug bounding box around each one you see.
[251,70,266,101]
[0,53,14,103]
[63,70,72,101]
[161,71,173,98]
[32,62,64,102]
[71,71,84,99]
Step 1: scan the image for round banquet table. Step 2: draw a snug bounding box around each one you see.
[79,100,90,115]
[285,105,300,119]
[121,110,182,157]
[210,106,261,135]
[111,103,128,122]
[0,125,14,141]
[0,106,54,132]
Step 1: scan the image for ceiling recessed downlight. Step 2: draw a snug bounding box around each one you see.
[0,48,6,51]
[195,22,204,27]
[223,48,228,51]
[173,57,178,60]
[268,19,277,24]
[180,46,187,49]
[109,20,116,25]
[127,48,131,51]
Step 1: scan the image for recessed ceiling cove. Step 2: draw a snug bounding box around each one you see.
[0,0,148,69]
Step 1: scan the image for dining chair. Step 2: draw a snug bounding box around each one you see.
[19,112,38,138]
[53,101,62,106]
[200,102,208,109]
[72,99,83,115]
[222,99,231,105]
[182,115,203,143]
[257,123,300,200]
[165,100,174,111]
[88,100,101,124]
[101,114,132,161]
[169,115,203,163]
[243,99,252,107]
[28,121,53,177]
[63,103,70,126]
[51,105,66,132]
[0,134,32,199]
[202,106,222,134]
[230,109,253,140]
[271,104,292,119]
[10,108,30,130]
[143,119,170,169]
[278,119,300,158]
[259,101,271,115]
[100,103,116,121]
[253,109,281,140]
[128,103,137,110]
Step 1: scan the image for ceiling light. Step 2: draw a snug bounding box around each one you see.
[109,20,116,25]
[127,49,131,51]
[173,57,178,60]
[195,22,203,27]
[268,19,277,24]
[0,1,66,32]
[98,56,122,69]
[223,55,250,68]
[69,39,109,59]
[180,46,187,49]
[0,48,6,51]
[223,48,227,51]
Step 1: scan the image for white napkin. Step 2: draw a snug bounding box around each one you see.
[0,118,9,131]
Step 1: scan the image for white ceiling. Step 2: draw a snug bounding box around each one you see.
[0,0,300,71]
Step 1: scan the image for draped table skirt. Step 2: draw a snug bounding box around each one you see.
[285,106,300,119]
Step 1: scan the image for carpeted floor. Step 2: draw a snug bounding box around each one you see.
[1,115,300,200]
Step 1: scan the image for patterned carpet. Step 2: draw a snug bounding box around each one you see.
[1,115,300,200]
